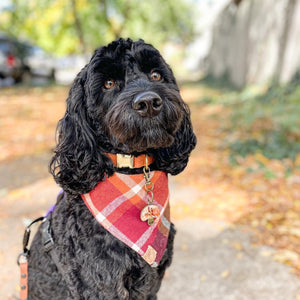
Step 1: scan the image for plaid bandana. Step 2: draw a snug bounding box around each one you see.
[81,170,170,267]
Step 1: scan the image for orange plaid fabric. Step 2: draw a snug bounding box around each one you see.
[81,171,170,267]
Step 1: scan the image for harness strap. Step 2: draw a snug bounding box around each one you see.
[18,216,45,300]
[41,217,67,278]
[42,217,54,252]
[18,254,28,300]
[22,217,45,254]
[17,192,63,300]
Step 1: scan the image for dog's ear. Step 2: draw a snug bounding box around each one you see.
[154,103,196,175]
[50,67,114,195]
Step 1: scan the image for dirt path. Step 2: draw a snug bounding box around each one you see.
[0,176,60,299]
[0,152,51,191]
[159,219,300,300]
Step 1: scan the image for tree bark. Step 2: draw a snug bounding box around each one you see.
[274,0,297,84]
[99,0,121,39]
[71,0,87,55]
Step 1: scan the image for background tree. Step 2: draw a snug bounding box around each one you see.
[206,0,300,88]
[0,0,195,56]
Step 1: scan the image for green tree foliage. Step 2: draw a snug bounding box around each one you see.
[0,0,195,55]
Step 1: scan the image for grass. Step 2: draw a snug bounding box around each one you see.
[195,76,300,168]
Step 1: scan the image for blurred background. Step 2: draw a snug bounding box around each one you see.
[1,0,300,299]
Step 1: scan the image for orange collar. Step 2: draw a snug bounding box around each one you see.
[106,153,154,169]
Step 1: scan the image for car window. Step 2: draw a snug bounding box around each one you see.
[0,40,11,54]
[30,46,46,57]
[15,42,31,57]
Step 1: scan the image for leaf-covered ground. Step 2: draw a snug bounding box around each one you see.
[179,82,300,276]
[0,86,66,161]
[1,83,300,276]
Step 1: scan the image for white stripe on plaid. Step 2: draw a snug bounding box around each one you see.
[83,193,99,217]
[100,195,128,217]
[108,223,144,255]
[83,189,145,255]
[95,173,162,220]
[161,215,171,230]
[134,223,156,249]
[85,174,148,220]
[85,195,145,255]
[116,173,148,202]
[99,174,147,218]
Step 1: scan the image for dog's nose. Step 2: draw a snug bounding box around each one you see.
[133,92,162,117]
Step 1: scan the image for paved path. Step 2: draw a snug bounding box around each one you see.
[159,219,300,300]
[1,175,300,299]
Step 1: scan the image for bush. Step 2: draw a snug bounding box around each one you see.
[227,78,300,164]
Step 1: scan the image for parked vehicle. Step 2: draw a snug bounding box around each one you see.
[0,33,56,83]
[0,34,23,81]
[23,45,56,80]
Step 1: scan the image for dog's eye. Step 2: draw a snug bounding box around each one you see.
[150,71,162,81]
[104,80,115,89]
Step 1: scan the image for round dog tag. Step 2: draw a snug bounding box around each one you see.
[140,205,160,225]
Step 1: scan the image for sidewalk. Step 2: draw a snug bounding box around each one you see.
[159,219,300,300]
[0,177,300,299]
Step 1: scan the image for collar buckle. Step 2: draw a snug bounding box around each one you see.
[116,154,134,168]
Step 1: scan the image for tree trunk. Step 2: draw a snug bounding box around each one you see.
[274,0,297,84]
[99,0,121,40]
[71,0,87,55]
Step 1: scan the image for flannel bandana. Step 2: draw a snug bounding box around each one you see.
[81,171,170,267]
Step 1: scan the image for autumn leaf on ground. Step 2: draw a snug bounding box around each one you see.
[221,270,230,278]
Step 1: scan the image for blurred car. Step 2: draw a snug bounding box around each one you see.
[0,33,56,83]
[23,45,56,80]
[0,34,23,81]
[55,54,90,85]
[0,49,8,77]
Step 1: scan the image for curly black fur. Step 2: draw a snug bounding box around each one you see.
[28,38,196,300]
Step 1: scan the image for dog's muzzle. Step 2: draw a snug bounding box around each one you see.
[133,92,162,117]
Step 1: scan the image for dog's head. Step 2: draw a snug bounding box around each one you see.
[50,39,196,194]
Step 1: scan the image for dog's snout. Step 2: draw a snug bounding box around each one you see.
[133,92,162,117]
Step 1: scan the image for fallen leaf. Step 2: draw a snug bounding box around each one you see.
[260,251,273,257]
[181,244,188,251]
[273,250,299,264]
[233,242,243,251]
[221,270,230,278]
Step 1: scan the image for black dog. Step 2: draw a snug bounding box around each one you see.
[27,38,196,299]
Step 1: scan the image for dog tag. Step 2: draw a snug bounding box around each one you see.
[140,204,160,225]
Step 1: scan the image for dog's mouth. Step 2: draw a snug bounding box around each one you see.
[103,91,184,152]
[109,125,176,153]
[106,116,179,153]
